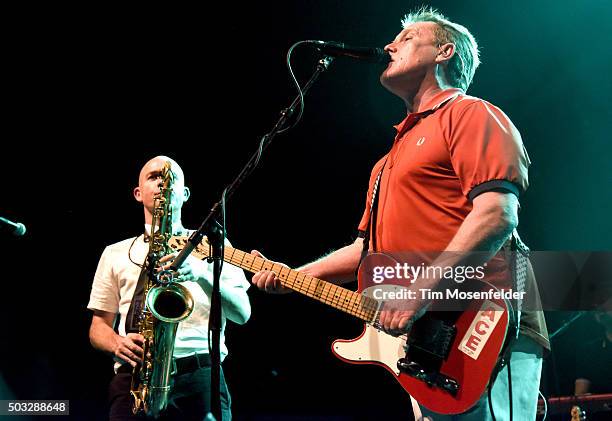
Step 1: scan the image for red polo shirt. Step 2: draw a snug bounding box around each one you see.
[358,88,530,252]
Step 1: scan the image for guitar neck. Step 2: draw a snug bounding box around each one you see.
[224,247,378,322]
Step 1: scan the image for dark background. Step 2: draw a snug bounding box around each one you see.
[1,1,611,420]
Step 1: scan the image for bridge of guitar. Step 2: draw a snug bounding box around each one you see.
[397,314,460,396]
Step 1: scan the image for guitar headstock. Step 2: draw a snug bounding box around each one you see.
[168,236,211,260]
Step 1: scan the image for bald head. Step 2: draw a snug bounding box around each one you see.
[134,155,190,225]
[138,155,185,188]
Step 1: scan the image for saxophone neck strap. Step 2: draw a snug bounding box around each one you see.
[125,258,151,333]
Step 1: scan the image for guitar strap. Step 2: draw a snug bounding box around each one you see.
[359,159,386,261]
[509,229,529,338]
[491,229,529,379]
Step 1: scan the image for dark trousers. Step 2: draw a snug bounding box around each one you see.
[108,366,231,421]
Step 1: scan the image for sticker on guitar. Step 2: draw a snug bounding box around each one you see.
[458,300,504,360]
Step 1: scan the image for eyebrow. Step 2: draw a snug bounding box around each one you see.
[396,28,418,41]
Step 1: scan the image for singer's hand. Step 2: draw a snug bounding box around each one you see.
[251,250,292,294]
[378,309,416,337]
[378,300,429,336]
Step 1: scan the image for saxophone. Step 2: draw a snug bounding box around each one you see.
[130,161,195,418]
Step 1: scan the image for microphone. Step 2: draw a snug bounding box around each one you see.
[0,216,26,237]
[307,40,389,63]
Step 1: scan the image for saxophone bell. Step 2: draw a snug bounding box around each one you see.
[146,283,195,323]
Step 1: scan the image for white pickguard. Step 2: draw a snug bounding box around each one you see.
[332,324,406,375]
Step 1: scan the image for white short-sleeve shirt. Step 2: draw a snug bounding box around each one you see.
[88,232,250,370]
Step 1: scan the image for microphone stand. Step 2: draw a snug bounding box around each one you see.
[549,311,586,339]
[543,311,587,397]
[170,55,334,420]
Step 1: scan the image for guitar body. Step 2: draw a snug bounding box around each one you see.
[332,273,509,414]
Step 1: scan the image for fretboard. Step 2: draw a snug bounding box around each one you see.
[226,247,378,321]
[169,236,379,322]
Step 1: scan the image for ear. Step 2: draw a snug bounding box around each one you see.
[182,186,191,203]
[134,186,143,203]
[436,42,455,64]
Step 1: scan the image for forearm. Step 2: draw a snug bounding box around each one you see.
[297,237,364,284]
[196,279,251,325]
[421,193,518,290]
[89,318,120,355]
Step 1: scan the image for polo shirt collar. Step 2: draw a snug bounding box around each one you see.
[393,88,464,134]
[415,88,464,113]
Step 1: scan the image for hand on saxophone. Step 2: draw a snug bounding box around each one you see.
[158,253,203,283]
[114,333,144,367]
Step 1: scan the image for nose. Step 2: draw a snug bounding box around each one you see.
[384,42,396,53]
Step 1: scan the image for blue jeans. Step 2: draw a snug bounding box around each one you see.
[414,334,543,421]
